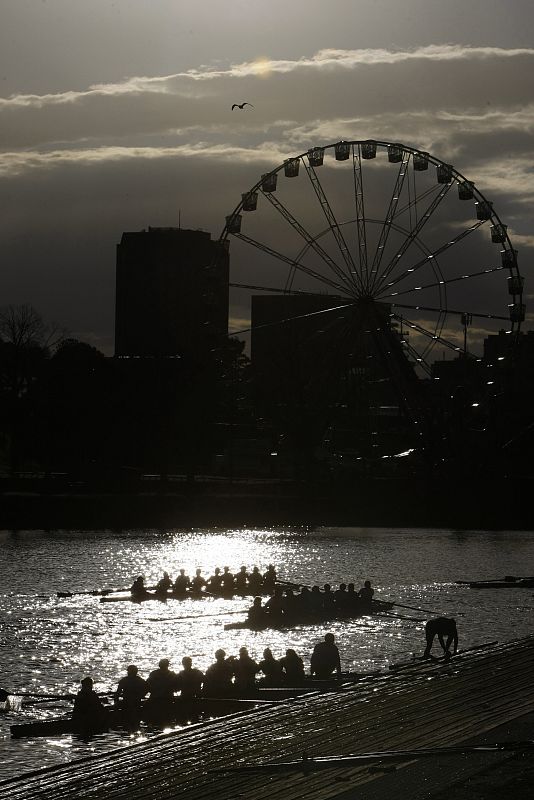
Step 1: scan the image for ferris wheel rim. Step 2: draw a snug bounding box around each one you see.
[220,138,520,272]
[220,137,524,361]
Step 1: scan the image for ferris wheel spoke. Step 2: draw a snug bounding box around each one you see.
[377,264,507,301]
[352,144,369,290]
[370,155,410,281]
[232,232,348,294]
[377,220,486,293]
[392,313,464,354]
[367,325,430,431]
[393,184,442,219]
[230,282,348,299]
[260,190,356,294]
[398,337,433,376]
[231,300,356,338]
[302,160,363,294]
[391,302,510,321]
[373,182,454,294]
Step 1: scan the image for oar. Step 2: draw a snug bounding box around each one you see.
[391,602,444,615]
[388,640,498,671]
[376,612,425,623]
[277,579,309,589]
[309,669,383,684]
[457,641,498,656]
[0,689,75,700]
[146,609,247,623]
[57,585,157,599]
[211,741,534,773]
[20,698,75,708]
[0,688,116,701]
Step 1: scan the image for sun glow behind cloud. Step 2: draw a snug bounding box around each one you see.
[0,41,532,350]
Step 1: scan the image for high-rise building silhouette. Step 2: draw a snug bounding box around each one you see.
[115,227,229,358]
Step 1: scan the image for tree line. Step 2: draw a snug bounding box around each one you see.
[0,304,251,479]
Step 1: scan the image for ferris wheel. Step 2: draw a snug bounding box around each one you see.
[218,140,525,457]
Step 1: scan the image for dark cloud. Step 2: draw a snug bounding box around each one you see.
[1,41,533,350]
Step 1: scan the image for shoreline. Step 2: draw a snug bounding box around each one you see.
[3,637,534,800]
[0,474,532,529]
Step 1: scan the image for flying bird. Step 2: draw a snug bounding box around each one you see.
[232,102,254,110]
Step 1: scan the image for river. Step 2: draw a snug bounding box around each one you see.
[1,526,533,780]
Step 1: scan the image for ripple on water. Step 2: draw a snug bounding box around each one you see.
[1,526,533,779]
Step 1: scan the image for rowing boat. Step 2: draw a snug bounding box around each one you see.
[100,590,262,603]
[466,579,534,589]
[9,696,268,739]
[455,574,534,589]
[224,599,394,630]
[99,586,287,603]
[9,674,377,737]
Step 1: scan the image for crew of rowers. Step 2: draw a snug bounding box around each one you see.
[72,634,342,724]
[246,581,376,627]
[130,564,278,599]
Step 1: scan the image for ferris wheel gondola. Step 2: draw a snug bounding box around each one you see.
[218,140,525,460]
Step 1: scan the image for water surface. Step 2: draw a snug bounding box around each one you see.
[1,526,533,779]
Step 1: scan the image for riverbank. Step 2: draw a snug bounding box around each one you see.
[2,637,533,800]
[0,474,532,529]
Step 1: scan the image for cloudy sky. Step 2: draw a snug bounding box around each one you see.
[1,0,533,354]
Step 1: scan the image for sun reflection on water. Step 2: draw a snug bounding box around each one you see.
[1,526,534,779]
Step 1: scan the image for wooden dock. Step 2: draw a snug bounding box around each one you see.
[2,636,534,800]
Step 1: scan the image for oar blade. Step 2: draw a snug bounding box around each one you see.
[0,696,23,712]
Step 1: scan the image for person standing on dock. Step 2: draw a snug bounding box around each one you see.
[115,665,147,712]
[311,633,342,679]
[423,618,458,659]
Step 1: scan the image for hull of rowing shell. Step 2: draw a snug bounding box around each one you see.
[10,697,261,739]
[224,600,394,631]
[99,588,277,603]
[468,580,534,589]
[10,679,374,737]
